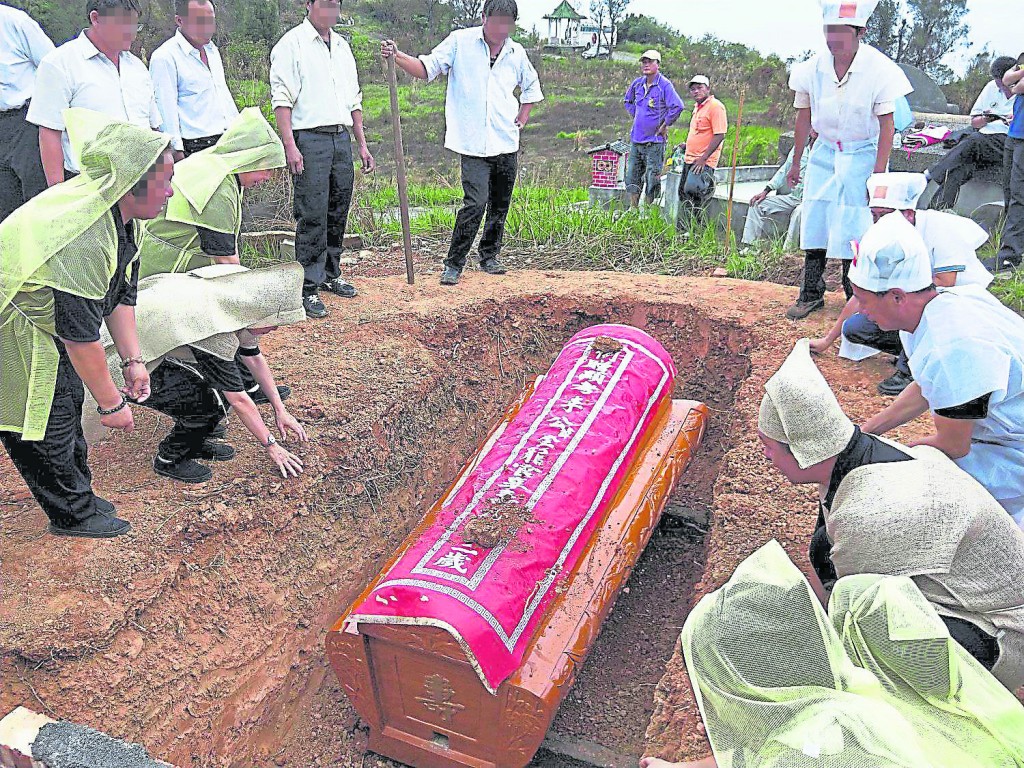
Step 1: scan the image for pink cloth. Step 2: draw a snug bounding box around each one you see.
[348,325,676,692]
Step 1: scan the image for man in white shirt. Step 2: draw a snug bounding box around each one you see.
[0,4,54,221]
[855,214,1024,527]
[811,172,993,396]
[27,0,164,185]
[925,56,1017,211]
[150,0,239,160]
[271,0,375,318]
[382,0,544,286]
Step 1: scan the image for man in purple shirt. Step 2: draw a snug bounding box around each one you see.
[624,49,684,207]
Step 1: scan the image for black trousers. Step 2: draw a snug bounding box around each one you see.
[799,248,852,303]
[445,152,518,271]
[927,131,1007,210]
[292,129,354,296]
[998,136,1024,267]
[143,358,228,463]
[182,134,222,157]
[0,348,98,526]
[0,104,47,223]
[810,512,1000,672]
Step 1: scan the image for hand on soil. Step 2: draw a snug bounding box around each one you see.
[808,337,833,355]
[101,404,134,432]
[275,410,308,443]
[268,443,304,478]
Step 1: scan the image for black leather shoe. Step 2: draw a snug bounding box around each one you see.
[209,421,227,439]
[249,385,291,406]
[95,496,116,516]
[480,258,507,275]
[785,298,825,320]
[154,456,213,483]
[877,370,914,396]
[440,267,461,286]
[303,293,328,319]
[321,279,358,298]
[49,513,131,539]
[197,441,236,462]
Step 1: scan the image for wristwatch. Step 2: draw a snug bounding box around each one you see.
[263,435,277,448]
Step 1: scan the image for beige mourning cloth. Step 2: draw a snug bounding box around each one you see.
[827,443,1024,692]
[99,262,304,385]
[758,339,855,468]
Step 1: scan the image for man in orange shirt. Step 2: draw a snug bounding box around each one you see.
[677,75,727,229]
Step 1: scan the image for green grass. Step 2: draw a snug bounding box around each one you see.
[991,274,1024,314]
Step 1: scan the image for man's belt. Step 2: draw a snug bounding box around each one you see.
[302,124,349,135]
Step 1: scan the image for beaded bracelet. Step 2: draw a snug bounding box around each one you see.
[97,397,128,416]
[120,355,145,369]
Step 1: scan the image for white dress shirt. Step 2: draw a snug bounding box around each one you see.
[27,31,163,172]
[270,19,362,131]
[970,80,1016,136]
[419,27,544,158]
[790,45,912,145]
[0,5,55,111]
[149,30,238,151]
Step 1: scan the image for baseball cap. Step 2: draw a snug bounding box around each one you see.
[688,75,711,86]
[640,50,661,62]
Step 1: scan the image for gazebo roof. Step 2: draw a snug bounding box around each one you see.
[543,1,585,21]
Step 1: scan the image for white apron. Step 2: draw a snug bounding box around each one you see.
[800,136,876,260]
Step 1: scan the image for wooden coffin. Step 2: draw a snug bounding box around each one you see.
[326,388,708,768]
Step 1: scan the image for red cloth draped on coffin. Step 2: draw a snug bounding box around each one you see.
[346,324,677,692]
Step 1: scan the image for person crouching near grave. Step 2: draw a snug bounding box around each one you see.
[757,339,1024,690]
[783,0,913,320]
[137,109,284,279]
[0,109,173,538]
[852,214,1024,527]
[809,172,993,396]
[116,263,309,483]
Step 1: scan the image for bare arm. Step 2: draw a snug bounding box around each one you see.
[810,295,861,353]
[874,112,895,174]
[788,108,812,189]
[62,339,123,411]
[104,304,149,402]
[381,41,428,80]
[223,389,305,478]
[1003,66,1024,88]
[515,103,535,128]
[237,353,308,442]
[274,106,303,175]
[862,381,930,435]
[38,127,65,186]
[350,109,376,173]
[694,134,725,171]
[909,414,974,459]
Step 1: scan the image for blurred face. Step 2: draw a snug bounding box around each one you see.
[758,432,819,485]
[177,0,216,47]
[306,0,341,30]
[129,151,176,220]
[869,206,916,225]
[482,14,516,45]
[688,82,710,103]
[851,285,903,331]
[824,24,860,58]
[640,57,659,76]
[90,8,140,53]
[238,169,274,188]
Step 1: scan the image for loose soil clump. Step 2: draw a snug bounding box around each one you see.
[461,500,537,549]
[590,336,624,355]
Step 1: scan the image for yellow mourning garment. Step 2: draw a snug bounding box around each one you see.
[137,108,284,278]
[680,541,1024,768]
[0,109,169,440]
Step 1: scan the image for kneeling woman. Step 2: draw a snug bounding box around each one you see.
[106,263,308,483]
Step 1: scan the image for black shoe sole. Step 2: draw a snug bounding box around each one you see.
[48,522,131,539]
[154,464,213,483]
[304,308,328,319]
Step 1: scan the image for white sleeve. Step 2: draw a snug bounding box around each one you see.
[918,340,1012,411]
[875,58,914,106]
[149,53,181,148]
[419,32,458,82]
[270,37,300,109]
[25,55,71,131]
[22,15,55,66]
[518,51,544,104]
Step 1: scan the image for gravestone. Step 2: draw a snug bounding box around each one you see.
[899,64,957,114]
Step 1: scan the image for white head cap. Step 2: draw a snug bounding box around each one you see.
[640,50,662,62]
[819,0,880,27]
[689,74,711,86]
[758,339,855,469]
[867,173,928,210]
[849,212,934,293]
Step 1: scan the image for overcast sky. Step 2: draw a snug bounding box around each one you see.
[517,0,1020,76]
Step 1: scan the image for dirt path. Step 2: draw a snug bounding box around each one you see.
[0,269,928,767]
